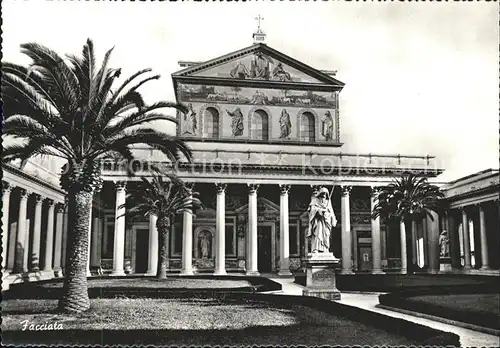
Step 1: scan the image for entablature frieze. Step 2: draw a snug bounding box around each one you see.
[3,165,66,204]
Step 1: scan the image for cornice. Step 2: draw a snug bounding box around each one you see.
[176,136,343,147]
[2,163,66,195]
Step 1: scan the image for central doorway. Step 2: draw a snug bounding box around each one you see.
[257,226,272,273]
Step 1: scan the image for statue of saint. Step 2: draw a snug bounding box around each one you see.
[321,110,334,141]
[200,234,211,259]
[439,230,450,257]
[226,107,244,136]
[183,103,197,135]
[306,187,337,253]
[279,109,292,139]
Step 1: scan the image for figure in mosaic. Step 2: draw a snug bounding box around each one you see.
[230,61,250,79]
[322,110,334,141]
[307,187,337,253]
[226,107,244,136]
[251,52,271,79]
[272,62,292,81]
[183,103,197,135]
[279,109,292,138]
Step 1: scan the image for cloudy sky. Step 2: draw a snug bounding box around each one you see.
[3,1,498,181]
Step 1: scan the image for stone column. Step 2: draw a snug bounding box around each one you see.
[447,210,461,269]
[111,181,126,276]
[399,220,407,274]
[181,185,195,275]
[427,211,440,274]
[460,207,472,269]
[61,199,68,273]
[91,215,101,270]
[370,187,384,274]
[43,200,55,272]
[53,203,65,276]
[411,220,418,271]
[478,204,490,270]
[147,213,158,275]
[2,182,12,271]
[13,189,30,273]
[340,186,353,274]
[278,184,292,276]
[246,184,259,275]
[214,183,227,275]
[31,194,43,271]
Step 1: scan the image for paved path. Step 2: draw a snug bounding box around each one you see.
[267,277,500,348]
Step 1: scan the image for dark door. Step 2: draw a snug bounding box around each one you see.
[258,226,272,273]
[135,228,149,273]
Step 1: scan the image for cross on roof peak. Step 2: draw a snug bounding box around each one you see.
[255,15,264,30]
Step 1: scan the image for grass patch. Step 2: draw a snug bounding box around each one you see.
[408,293,500,317]
[2,298,423,345]
[40,278,253,289]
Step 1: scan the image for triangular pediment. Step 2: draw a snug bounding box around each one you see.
[234,197,280,214]
[173,44,344,87]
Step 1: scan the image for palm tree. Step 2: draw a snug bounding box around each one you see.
[371,174,444,274]
[2,39,191,313]
[120,166,203,278]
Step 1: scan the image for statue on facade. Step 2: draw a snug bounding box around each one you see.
[226,107,244,136]
[183,103,197,135]
[321,110,334,141]
[439,230,450,257]
[279,109,292,139]
[199,233,211,259]
[306,187,337,253]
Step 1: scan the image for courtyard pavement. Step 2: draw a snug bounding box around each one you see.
[267,277,500,348]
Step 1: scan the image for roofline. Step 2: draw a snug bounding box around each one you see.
[171,43,345,87]
[446,168,499,185]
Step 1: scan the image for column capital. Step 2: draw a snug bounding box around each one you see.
[247,184,259,194]
[279,184,291,195]
[341,185,352,196]
[33,193,43,203]
[56,203,66,213]
[45,198,55,206]
[114,181,127,190]
[18,188,31,198]
[215,183,227,194]
[2,181,13,194]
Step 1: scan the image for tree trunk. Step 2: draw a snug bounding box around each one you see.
[156,215,170,279]
[57,189,93,313]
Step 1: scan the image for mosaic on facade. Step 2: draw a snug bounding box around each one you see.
[191,52,325,84]
[179,83,336,108]
[180,100,338,142]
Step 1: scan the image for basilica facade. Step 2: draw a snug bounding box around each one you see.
[2,33,498,290]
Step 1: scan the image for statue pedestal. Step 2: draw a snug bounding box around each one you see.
[302,252,341,301]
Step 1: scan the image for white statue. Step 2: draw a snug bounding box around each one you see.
[306,187,337,253]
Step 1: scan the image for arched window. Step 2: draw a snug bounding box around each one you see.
[300,112,315,142]
[203,107,219,138]
[250,109,269,140]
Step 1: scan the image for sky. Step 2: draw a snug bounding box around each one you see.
[2,1,499,181]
